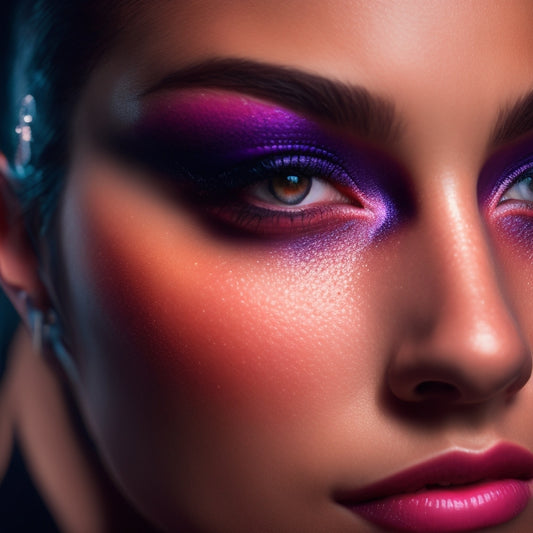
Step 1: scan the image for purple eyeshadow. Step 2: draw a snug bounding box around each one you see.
[478,133,533,207]
[142,93,397,173]
[478,134,533,258]
[101,90,533,258]
[494,214,533,260]
[108,90,408,246]
[481,158,533,211]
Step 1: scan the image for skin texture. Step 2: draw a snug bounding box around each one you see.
[4,1,533,531]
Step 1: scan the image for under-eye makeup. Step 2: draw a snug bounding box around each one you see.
[98,91,409,242]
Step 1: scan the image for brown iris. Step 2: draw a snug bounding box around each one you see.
[268,174,312,205]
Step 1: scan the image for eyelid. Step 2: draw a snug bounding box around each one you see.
[103,125,399,239]
[201,150,387,237]
[486,156,533,210]
[213,150,366,202]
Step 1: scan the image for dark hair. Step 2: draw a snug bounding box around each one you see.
[2,1,131,240]
[0,3,16,165]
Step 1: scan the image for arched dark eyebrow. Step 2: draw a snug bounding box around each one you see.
[143,58,403,143]
[491,91,533,146]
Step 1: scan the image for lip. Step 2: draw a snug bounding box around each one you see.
[336,443,533,532]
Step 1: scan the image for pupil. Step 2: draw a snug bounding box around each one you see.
[269,174,312,205]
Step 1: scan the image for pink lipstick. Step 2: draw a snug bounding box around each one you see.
[336,443,533,532]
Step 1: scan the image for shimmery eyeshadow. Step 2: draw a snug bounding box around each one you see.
[101,91,410,249]
[478,133,533,207]
[481,134,533,260]
[493,213,533,261]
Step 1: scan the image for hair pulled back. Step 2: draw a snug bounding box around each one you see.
[2,1,131,239]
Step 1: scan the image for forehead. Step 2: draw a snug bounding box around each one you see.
[112,1,533,84]
[87,1,533,160]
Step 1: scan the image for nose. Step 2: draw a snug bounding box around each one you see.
[387,180,531,404]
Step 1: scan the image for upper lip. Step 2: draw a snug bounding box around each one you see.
[335,443,533,504]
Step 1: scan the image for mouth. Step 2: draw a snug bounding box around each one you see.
[335,443,533,532]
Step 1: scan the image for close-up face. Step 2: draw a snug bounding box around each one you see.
[45,1,533,531]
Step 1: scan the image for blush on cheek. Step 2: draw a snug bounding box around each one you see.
[81,227,352,424]
[63,166,368,430]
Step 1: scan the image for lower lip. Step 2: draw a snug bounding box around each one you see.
[349,479,530,532]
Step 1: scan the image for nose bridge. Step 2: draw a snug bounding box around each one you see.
[388,171,531,404]
[425,178,503,326]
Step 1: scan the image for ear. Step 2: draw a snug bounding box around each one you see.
[0,154,48,324]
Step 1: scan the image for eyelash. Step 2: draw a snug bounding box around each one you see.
[495,160,533,211]
[199,150,533,236]
[195,153,372,236]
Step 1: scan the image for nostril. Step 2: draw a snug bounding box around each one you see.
[414,381,461,401]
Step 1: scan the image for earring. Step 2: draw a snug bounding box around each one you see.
[26,300,80,386]
[14,94,36,177]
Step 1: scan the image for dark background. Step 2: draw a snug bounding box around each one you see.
[0,2,13,152]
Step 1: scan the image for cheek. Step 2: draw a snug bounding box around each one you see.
[489,213,533,334]
[72,208,367,415]
[59,167,394,526]
[490,213,533,271]
[61,168,386,415]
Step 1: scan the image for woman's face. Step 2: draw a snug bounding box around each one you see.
[55,1,533,531]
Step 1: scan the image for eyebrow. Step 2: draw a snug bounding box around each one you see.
[143,58,403,143]
[491,90,533,146]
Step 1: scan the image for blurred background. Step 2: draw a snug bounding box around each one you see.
[0,3,60,531]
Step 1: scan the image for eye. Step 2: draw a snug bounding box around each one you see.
[500,169,533,203]
[244,173,353,209]
[268,174,312,205]
[202,154,373,237]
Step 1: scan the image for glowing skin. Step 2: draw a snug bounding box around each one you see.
[12,1,533,531]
